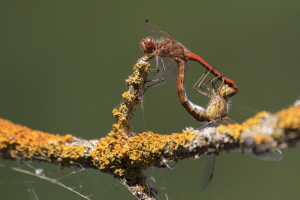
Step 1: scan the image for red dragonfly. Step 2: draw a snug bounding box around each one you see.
[140,19,238,97]
[175,56,234,188]
[171,57,283,189]
[175,56,234,123]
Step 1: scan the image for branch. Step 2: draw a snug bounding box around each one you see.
[0,56,300,199]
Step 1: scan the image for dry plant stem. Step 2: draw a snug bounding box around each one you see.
[0,56,300,199]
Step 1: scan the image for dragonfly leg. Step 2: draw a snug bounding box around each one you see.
[193,70,211,97]
[144,57,168,91]
[206,74,224,94]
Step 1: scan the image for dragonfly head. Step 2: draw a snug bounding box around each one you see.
[218,84,236,98]
[140,37,156,54]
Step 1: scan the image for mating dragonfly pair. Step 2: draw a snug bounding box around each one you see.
[140,19,237,124]
[139,19,282,189]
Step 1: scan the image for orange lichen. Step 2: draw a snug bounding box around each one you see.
[60,146,85,159]
[0,118,87,165]
[89,130,197,176]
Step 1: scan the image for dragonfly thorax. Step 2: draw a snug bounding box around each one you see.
[205,95,228,122]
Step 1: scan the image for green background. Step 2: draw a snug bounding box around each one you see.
[1,1,300,199]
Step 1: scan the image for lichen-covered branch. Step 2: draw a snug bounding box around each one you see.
[0,56,300,200]
[111,56,152,138]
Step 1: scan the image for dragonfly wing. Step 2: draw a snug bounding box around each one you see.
[144,20,171,43]
[248,148,283,161]
[147,57,178,87]
[201,154,215,189]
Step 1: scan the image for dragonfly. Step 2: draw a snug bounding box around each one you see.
[176,57,283,189]
[175,56,230,188]
[175,57,234,123]
[140,19,238,97]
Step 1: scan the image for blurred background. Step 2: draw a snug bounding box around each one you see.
[1,1,300,199]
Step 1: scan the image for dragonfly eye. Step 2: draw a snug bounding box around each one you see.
[140,37,155,54]
[219,84,235,98]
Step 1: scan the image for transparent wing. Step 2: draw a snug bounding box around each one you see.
[147,56,181,88]
[248,148,283,162]
[144,19,172,43]
[201,154,215,189]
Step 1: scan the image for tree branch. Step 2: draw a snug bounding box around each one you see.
[0,56,299,199]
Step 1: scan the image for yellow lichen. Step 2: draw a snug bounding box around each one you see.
[111,56,152,138]
[252,133,272,144]
[122,92,135,102]
[60,145,85,159]
[217,123,243,139]
[114,168,125,176]
[276,105,300,129]
[89,130,199,175]
[242,111,269,128]
[217,112,270,140]
[0,118,75,162]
